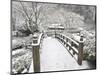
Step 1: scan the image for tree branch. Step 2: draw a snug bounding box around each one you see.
[19,1,30,20]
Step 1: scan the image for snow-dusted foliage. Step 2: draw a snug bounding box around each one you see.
[12,49,32,74]
[81,30,96,62]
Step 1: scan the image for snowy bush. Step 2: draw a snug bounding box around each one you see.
[83,37,96,61]
[81,30,96,63]
[12,52,32,74]
[65,30,96,63]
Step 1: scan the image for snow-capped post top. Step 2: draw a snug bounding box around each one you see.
[33,34,38,44]
[80,34,83,41]
[33,34,38,39]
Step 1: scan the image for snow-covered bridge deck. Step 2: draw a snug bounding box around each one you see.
[29,37,90,73]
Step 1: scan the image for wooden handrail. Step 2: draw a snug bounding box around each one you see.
[55,33,84,65]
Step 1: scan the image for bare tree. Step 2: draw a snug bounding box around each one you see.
[19,1,45,34]
[12,1,45,35]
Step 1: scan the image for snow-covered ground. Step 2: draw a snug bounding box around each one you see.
[29,37,92,73]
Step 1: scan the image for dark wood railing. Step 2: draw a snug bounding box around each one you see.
[55,33,84,65]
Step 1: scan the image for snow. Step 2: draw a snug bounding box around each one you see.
[29,37,91,73]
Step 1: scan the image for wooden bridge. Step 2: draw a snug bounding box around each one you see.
[28,32,85,73]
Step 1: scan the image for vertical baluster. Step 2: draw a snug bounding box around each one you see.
[73,51,75,55]
[69,40,71,51]
[66,38,68,47]
[61,35,62,42]
[78,34,84,65]
[71,41,75,55]
[55,32,56,38]
[71,41,74,46]
[63,36,64,44]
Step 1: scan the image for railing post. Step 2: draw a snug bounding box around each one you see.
[32,34,40,73]
[78,35,84,65]
[32,45,40,73]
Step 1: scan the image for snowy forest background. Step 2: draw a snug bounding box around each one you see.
[11,0,96,74]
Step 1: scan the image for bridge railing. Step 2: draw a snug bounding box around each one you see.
[55,33,84,65]
[30,33,44,73]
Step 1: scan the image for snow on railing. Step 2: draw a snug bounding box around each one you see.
[55,33,84,65]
